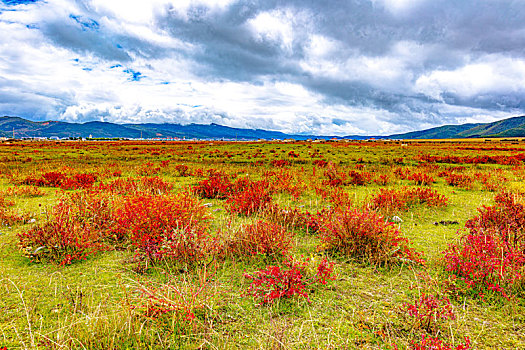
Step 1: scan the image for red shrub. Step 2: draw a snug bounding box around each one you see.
[409,172,435,186]
[193,171,232,199]
[315,187,352,207]
[98,178,139,194]
[393,167,410,180]
[174,164,189,176]
[264,169,305,199]
[0,206,29,226]
[374,174,390,186]
[18,192,113,265]
[3,186,45,197]
[445,174,472,189]
[243,257,335,304]
[133,268,216,323]
[322,163,346,187]
[410,335,471,350]
[114,192,212,264]
[317,207,423,265]
[348,170,372,186]
[370,187,448,215]
[227,180,272,216]
[227,220,294,259]
[288,150,299,158]
[312,160,328,168]
[270,159,291,168]
[443,192,525,298]
[60,173,97,190]
[139,177,173,195]
[263,204,310,231]
[42,172,66,187]
[401,293,455,333]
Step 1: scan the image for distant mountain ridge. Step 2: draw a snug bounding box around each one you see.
[0,116,353,140]
[2,115,525,140]
[388,116,525,139]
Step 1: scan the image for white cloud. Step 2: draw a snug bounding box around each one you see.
[415,55,525,99]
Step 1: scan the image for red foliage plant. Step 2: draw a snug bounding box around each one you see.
[374,174,390,186]
[134,267,216,324]
[408,172,435,186]
[262,204,310,231]
[18,191,113,265]
[348,170,372,186]
[317,207,424,266]
[410,335,471,350]
[443,192,525,299]
[243,257,336,304]
[174,164,190,176]
[114,192,212,265]
[369,187,448,215]
[401,293,455,333]
[312,160,328,168]
[444,174,473,189]
[226,220,294,259]
[226,180,272,216]
[270,159,291,168]
[264,169,305,199]
[193,170,233,199]
[60,173,97,190]
[322,163,346,187]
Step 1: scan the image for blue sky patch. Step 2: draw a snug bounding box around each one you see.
[123,69,143,82]
[69,14,99,31]
[2,0,39,5]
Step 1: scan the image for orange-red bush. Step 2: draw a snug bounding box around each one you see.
[317,207,423,265]
[227,220,294,259]
[114,192,212,264]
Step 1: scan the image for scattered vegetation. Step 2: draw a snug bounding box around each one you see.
[0,139,524,349]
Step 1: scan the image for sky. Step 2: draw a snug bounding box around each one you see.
[1,0,525,136]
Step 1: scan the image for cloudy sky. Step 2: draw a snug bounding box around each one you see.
[1,0,525,135]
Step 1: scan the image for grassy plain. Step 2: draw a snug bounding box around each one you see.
[0,139,524,349]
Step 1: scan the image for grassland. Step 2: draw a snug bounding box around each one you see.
[0,139,524,349]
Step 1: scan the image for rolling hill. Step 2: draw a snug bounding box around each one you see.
[3,115,525,140]
[0,116,343,140]
[388,116,525,139]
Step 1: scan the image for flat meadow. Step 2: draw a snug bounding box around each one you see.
[0,139,524,349]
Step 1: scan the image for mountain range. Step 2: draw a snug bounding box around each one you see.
[2,115,525,140]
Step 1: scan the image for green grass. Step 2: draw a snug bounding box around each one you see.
[0,140,524,349]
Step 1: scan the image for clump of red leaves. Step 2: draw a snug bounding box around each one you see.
[226,180,272,216]
[401,293,455,333]
[262,204,310,231]
[2,186,45,197]
[409,173,435,186]
[370,187,448,215]
[322,163,346,187]
[264,169,305,199]
[243,257,335,304]
[227,220,294,259]
[193,170,233,199]
[18,191,113,265]
[317,207,424,266]
[270,159,291,168]
[134,267,216,325]
[174,164,190,176]
[114,192,212,265]
[443,192,525,299]
[410,335,471,350]
[444,174,473,189]
[348,170,372,186]
[60,173,97,190]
